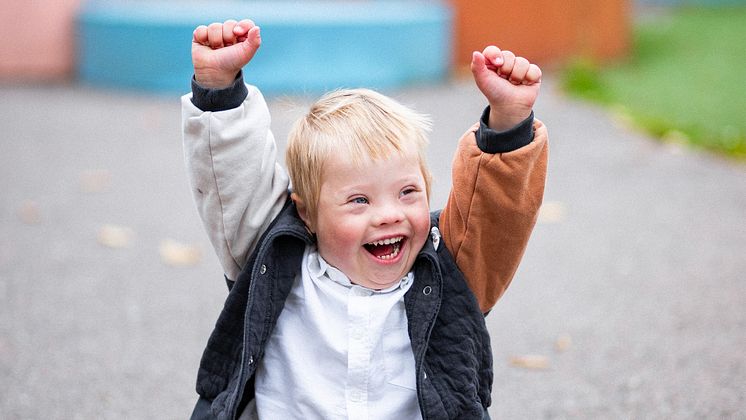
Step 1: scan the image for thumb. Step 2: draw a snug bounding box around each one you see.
[470,51,494,89]
[238,26,262,64]
[470,51,486,76]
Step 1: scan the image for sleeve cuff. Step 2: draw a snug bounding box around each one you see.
[475,106,535,154]
[190,70,248,112]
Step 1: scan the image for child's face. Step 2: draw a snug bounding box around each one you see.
[310,150,430,290]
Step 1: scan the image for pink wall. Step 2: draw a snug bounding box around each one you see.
[0,0,82,81]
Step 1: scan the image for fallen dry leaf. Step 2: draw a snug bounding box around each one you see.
[537,201,566,224]
[661,129,689,145]
[18,200,41,225]
[555,333,573,352]
[509,355,550,370]
[159,239,201,267]
[80,169,112,193]
[97,224,134,248]
[610,104,634,130]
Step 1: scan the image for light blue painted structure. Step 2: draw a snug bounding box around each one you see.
[76,0,452,95]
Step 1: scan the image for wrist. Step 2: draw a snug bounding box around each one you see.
[476,107,534,154]
[487,105,532,132]
[190,70,247,112]
[194,67,240,89]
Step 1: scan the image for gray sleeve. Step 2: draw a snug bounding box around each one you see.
[181,84,289,281]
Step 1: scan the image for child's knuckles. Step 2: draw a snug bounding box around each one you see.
[513,58,530,80]
[527,64,542,82]
[239,19,255,29]
[207,23,222,35]
[222,24,237,43]
[483,45,501,56]
[207,25,226,47]
[193,26,208,42]
[500,52,516,72]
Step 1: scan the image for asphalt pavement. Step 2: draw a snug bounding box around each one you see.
[1,75,744,419]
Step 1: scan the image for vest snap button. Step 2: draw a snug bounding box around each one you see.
[430,226,441,250]
[423,285,432,296]
[259,264,267,275]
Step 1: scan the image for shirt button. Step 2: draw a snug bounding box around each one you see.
[423,285,432,295]
[352,328,364,340]
[259,264,267,275]
[350,390,363,402]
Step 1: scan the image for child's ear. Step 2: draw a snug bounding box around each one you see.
[291,193,315,233]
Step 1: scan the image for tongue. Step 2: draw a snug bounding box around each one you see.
[366,243,395,258]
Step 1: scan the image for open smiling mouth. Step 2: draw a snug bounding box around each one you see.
[363,236,405,261]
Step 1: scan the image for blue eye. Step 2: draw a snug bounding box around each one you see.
[400,187,417,197]
[351,197,369,204]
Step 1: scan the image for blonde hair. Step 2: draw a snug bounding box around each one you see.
[286,88,432,225]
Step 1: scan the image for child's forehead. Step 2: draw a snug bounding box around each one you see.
[320,148,422,184]
[323,145,419,169]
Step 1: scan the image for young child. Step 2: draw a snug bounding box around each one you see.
[183,19,548,420]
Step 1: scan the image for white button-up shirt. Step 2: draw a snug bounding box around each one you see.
[253,245,422,420]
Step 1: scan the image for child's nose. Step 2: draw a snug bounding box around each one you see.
[372,202,404,226]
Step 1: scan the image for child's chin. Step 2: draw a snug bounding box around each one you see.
[356,270,405,290]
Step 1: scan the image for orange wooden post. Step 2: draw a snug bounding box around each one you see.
[448,0,631,68]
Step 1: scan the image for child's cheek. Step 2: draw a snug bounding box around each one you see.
[413,208,432,249]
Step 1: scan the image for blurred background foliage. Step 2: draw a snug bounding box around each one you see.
[560,5,746,159]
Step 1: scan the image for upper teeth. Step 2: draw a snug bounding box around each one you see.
[369,237,403,246]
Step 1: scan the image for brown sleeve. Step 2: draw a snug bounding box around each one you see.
[440,119,549,313]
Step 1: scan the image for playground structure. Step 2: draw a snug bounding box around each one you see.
[0,0,630,93]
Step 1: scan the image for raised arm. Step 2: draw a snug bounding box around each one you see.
[182,20,289,282]
[440,47,548,313]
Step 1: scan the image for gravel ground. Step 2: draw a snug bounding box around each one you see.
[1,75,744,419]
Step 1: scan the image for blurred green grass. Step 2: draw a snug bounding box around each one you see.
[560,6,746,159]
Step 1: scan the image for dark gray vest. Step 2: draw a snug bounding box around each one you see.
[191,200,493,420]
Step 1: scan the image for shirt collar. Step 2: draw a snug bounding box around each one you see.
[307,247,412,294]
